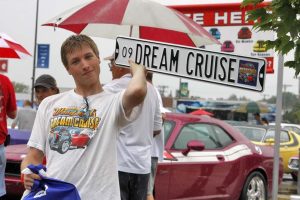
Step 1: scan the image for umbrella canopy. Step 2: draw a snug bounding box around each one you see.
[0,33,31,59]
[43,0,219,47]
[235,101,270,113]
[189,109,213,116]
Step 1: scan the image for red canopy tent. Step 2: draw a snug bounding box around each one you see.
[189,109,213,116]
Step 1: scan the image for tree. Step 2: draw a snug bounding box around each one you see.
[12,81,29,93]
[264,96,277,104]
[242,0,300,75]
[228,94,238,101]
[282,92,298,110]
[284,102,300,123]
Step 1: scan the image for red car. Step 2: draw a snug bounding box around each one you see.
[49,128,92,154]
[5,113,283,199]
[238,27,252,39]
[5,144,28,197]
[155,113,283,200]
[221,40,235,52]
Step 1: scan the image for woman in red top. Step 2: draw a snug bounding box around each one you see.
[0,74,17,198]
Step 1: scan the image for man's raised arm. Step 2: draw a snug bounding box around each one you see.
[122,60,147,117]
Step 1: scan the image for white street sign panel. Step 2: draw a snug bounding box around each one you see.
[115,36,266,92]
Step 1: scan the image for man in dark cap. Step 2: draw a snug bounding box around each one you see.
[34,74,59,105]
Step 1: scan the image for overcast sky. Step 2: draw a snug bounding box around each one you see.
[0,0,298,101]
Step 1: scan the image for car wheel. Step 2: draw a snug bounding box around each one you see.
[291,172,298,182]
[58,139,70,154]
[240,171,267,200]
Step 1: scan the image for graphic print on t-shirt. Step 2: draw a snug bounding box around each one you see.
[48,106,100,154]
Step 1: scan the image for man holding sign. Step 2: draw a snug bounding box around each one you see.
[21,35,148,200]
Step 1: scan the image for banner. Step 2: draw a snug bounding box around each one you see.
[37,44,50,68]
[171,2,274,74]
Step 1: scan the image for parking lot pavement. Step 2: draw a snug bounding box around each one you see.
[277,174,298,200]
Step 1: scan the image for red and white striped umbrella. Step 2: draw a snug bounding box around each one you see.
[0,33,31,59]
[43,0,219,47]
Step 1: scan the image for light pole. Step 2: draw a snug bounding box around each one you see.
[282,84,292,113]
[31,0,39,104]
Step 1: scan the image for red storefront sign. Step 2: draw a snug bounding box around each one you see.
[170,2,274,74]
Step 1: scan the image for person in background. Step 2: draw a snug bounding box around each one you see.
[11,100,36,131]
[34,74,59,106]
[0,74,17,200]
[261,117,269,126]
[21,34,147,200]
[104,54,162,200]
[253,113,263,125]
[146,72,166,200]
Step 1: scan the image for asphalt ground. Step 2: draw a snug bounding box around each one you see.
[277,174,298,200]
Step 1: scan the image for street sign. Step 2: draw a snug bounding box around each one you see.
[37,44,50,68]
[114,36,266,92]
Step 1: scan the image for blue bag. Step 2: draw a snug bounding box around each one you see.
[23,164,81,200]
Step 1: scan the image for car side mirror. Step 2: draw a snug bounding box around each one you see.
[182,140,205,156]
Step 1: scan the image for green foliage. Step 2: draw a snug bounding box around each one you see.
[264,96,276,104]
[12,81,29,93]
[265,92,300,122]
[242,0,300,76]
[228,94,238,101]
[283,102,300,123]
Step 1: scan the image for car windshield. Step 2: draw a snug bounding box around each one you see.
[264,129,290,143]
[235,126,266,142]
[225,41,231,48]
[173,123,233,150]
[210,28,217,34]
[258,41,264,48]
[283,126,300,135]
[164,120,175,144]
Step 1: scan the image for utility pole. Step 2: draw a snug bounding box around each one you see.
[178,78,182,98]
[282,84,292,113]
[157,85,168,97]
[298,77,300,98]
[262,94,269,101]
[31,0,39,104]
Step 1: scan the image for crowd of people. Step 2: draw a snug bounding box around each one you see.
[0,34,165,200]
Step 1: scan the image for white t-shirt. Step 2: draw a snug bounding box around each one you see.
[12,106,36,131]
[151,87,165,161]
[27,89,138,200]
[104,74,162,174]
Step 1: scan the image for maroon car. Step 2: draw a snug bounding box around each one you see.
[221,40,235,52]
[5,144,28,197]
[5,113,283,199]
[155,113,283,200]
[238,27,252,39]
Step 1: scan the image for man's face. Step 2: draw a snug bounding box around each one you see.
[66,44,100,87]
[35,86,57,105]
[109,60,122,80]
[109,60,130,80]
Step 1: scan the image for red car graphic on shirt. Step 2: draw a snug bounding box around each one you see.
[49,127,93,154]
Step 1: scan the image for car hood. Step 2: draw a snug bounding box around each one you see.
[6,144,28,161]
